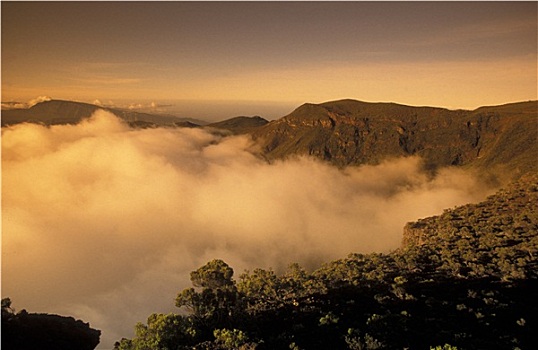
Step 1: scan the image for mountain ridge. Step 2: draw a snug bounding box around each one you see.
[3,98,536,180]
[251,99,537,180]
[0,99,208,127]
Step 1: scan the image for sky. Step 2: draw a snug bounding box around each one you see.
[1,1,537,120]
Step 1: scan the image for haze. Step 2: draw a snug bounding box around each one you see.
[2,1,537,119]
[2,111,496,347]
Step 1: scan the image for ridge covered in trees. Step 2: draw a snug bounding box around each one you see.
[114,174,538,349]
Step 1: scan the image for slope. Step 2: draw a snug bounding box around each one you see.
[115,174,538,349]
[207,116,269,134]
[251,99,538,179]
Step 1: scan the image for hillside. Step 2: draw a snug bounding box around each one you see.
[251,99,538,179]
[207,116,269,134]
[402,173,538,280]
[114,175,538,349]
[0,99,205,126]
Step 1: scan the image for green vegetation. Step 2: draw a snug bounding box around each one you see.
[115,174,538,349]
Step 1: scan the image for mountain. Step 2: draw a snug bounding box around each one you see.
[207,116,269,134]
[3,98,536,180]
[250,99,538,180]
[1,100,100,125]
[0,99,207,127]
[0,99,270,133]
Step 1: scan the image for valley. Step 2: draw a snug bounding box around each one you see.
[2,98,537,349]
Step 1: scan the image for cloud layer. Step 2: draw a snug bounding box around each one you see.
[1,96,52,109]
[2,111,495,347]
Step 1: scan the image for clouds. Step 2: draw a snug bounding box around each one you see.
[1,96,52,109]
[2,111,495,347]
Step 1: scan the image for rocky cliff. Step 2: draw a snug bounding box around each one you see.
[251,99,537,179]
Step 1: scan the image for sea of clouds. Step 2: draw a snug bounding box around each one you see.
[2,110,495,348]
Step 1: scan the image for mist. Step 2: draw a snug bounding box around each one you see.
[2,110,495,348]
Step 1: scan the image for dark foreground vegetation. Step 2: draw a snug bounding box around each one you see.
[1,298,101,350]
[114,174,538,350]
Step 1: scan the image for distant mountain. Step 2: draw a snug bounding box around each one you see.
[0,99,207,127]
[207,116,269,134]
[1,100,99,125]
[250,99,538,180]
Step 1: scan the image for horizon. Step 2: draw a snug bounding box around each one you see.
[2,95,537,123]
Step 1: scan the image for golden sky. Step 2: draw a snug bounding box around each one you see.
[2,1,537,113]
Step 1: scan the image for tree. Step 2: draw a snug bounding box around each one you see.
[213,328,250,349]
[190,259,234,289]
[113,313,197,350]
[175,260,241,330]
[237,268,280,312]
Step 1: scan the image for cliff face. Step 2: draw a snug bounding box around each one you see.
[251,100,538,178]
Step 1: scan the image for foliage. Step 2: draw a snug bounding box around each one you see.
[213,328,250,349]
[115,313,197,350]
[430,345,459,350]
[117,175,538,349]
[190,259,235,289]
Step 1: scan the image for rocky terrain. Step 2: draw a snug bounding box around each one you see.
[251,99,538,180]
